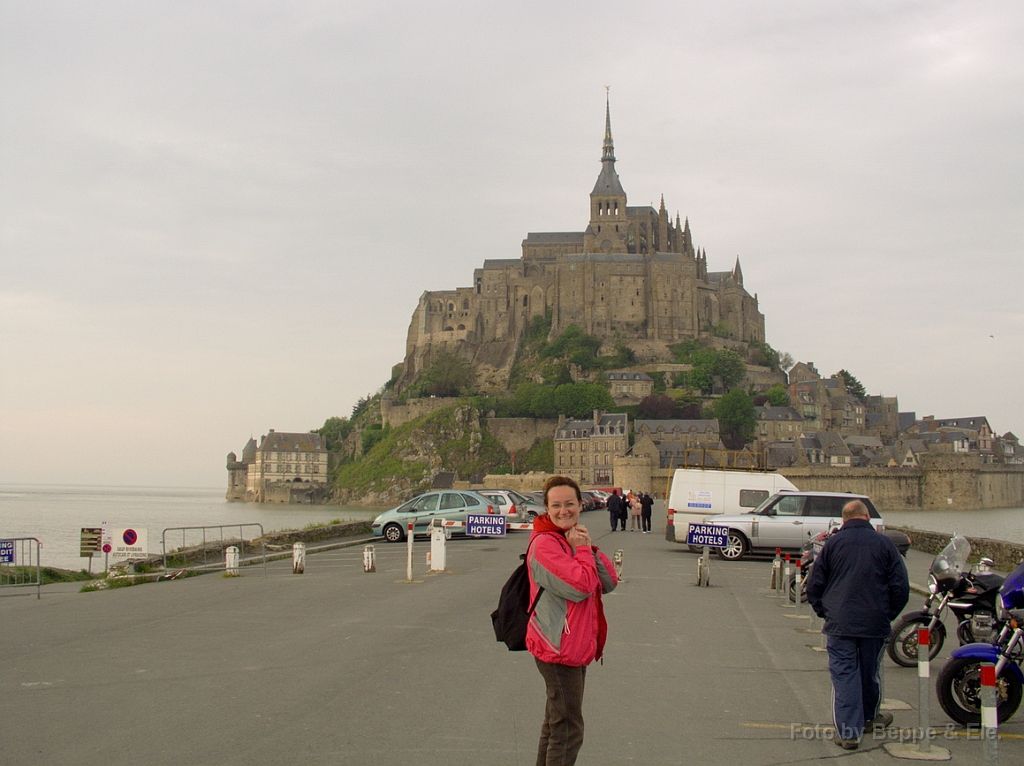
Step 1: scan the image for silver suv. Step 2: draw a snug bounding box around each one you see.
[706,491,884,561]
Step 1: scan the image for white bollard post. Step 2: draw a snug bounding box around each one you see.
[362,544,376,573]
[429,519,447,572]
[917,627,931,753]
[700,545,710,586]
[613,549,624,581]
[781,555,791,601]
[793,561,803,615]
[292,542,305,574]
[981,662,999,765]
[771,548,782,590]
[225,545,239,575]
[406,521,414,581]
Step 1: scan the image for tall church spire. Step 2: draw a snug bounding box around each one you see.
[602,90,616,162]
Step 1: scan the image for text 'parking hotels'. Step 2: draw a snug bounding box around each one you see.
[467,514,506,537]
[686,524,729,548]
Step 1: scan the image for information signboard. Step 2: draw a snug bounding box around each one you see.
[686,523,729,548]
[80,528,103,558]
[0,540,14,563]
[466,514,506,537]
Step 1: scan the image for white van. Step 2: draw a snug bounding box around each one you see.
[666,468,798,544]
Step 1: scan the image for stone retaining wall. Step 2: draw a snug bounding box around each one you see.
[889,525,1024,573]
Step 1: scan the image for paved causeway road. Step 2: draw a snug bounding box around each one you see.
[2,521,1021,765]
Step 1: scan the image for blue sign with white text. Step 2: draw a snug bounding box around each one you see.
[467,514,506,537]
[0,540,14,563]
[686,524,729,548]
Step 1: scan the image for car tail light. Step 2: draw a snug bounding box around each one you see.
[488,504,495,514]
[510,504,516,516]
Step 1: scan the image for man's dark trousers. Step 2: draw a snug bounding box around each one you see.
[826,635,887,741]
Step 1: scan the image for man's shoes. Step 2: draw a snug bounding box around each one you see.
[866,712,893,729]
[836,738,859,750]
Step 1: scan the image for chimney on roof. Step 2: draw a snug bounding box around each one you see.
[593,409,600,425]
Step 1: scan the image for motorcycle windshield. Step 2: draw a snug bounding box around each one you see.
[1000,559,1024,610]
[930,534,971,585]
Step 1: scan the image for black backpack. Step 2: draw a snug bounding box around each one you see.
[490,535,548,651]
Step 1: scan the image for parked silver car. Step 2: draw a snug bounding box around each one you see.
[479,489,542,522]
[372,490,499,543]
[706,491,884,561]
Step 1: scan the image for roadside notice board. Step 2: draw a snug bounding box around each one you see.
[467,514,506,537]
[686,523,729,548]
[80,528,103,558]
[101,527,148,560]
[0,540,14,563]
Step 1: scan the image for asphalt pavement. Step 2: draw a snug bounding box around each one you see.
[2,509,1022,766]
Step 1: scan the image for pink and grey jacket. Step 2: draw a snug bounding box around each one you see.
[526,515,618,666]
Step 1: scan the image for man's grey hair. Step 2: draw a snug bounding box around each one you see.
[842,500,870,522]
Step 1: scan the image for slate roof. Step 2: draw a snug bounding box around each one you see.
[755,406,801,421]
[635,419,719,434]
[556,412,628,439]
[523,233,585,244]
[607,371,653,382]
[258,431,326,453]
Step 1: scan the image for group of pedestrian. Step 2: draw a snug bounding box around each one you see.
[605,489,653,533]
[519,477,910,763]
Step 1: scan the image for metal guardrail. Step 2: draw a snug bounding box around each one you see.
[0,537,42,599]
[161,524,267,577]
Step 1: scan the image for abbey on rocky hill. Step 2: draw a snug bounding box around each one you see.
[396,97,766,394]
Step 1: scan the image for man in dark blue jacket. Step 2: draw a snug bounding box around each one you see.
[805,500,909,750]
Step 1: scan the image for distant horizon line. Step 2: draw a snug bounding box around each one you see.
[0,481,224,492]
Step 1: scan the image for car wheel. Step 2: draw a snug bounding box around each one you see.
[527,510,538,520]
[382,523,405,543]
[716,531,747,561]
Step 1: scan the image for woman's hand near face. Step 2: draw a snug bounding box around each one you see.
[567,524,591,547]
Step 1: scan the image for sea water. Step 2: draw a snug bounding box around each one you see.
[0,484,384,571]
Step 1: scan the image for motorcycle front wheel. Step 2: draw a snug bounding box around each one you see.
[936,656,1023,726]
[887,616,945,667]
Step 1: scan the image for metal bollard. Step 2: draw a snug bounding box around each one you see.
[613,549,624,580]
[664,507,675,542]
[781,554,791,601]
[917,627,931,753]
[225,545,239,575]
[793,560,803,615]
[292,542,305,574]
[429,519,447,572]
[362,544,376,573]
[771,548,782,590]
[406,521,414,581]
[981,663,999,765]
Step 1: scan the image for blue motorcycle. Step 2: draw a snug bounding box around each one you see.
[935,557,1024,725]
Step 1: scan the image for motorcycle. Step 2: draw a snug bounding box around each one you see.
[935,557,1024,725]
[886,535,1004,667]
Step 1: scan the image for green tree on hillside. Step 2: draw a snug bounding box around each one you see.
[713,388,758,449]
[316,416,353,452]
[413,351,478,397]
[836,369,866,400]
[764,384,789,407]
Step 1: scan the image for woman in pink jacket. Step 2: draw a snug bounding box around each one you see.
[527,476,618,766]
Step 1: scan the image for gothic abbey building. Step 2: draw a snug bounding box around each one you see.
[396,100,766,394]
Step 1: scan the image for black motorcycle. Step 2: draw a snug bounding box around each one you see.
[887,534,1004,667]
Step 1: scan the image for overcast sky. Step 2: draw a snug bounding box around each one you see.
[2,1,1021,488]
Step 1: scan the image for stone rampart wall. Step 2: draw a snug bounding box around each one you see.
[485,418,558,454]
[888,526,1024,573]
[780,463,1024,511]
[381,397,460,428]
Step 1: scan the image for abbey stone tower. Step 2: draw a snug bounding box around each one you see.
[396,98,766,394]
